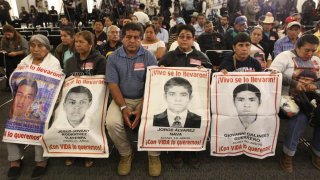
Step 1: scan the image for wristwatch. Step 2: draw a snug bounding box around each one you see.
[120,105,127,111]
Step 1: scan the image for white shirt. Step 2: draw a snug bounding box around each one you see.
[169,41,201,51]
[170,19,176,28]
[19,53,62,72]
[133,11,150,26]
[156,28,169,43]
[167,109,188,128]
[270,50,320,95]
[142,40,166,56]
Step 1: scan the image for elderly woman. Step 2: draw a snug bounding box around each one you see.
[270,34,320,173]
[63,30,106,167]
[141,24,166,60]
[54,27,75,69]
[249,25,266,69]
[0,24,28,87]
[7,34,62,180]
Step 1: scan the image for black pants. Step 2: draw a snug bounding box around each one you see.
[3,55,25,86]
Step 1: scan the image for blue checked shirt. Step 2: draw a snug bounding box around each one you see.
[273,36,296,58]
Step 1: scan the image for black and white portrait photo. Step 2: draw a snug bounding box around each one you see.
[63,86,92,128]
[153,77,201,128]
[233,83,261,130]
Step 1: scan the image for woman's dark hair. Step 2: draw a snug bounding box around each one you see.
[177,25,195,37]
[60,27,75,37]
[145,24,158,34]
[75,30,94,45]
[233,83,261,103]
[233,32,251,46]
[122,22,144,39]
[296,34,319,48]
[2,24,22,48]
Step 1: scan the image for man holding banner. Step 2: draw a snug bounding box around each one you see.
[158,24,211,169]
[106,23,160,176]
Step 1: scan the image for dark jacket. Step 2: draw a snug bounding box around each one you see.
[215,24,232,36]
[197,32,225,53]
[94,31,108,46]
[97,41,122,57]
[260,30,279,60]
[54,43,75,68]
[64,49,106,77]
[158,47,212,68]
[219,53,262,72]
[153,110,201,128]
[224,28,250,50]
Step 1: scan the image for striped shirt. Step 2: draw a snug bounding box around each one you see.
[273,36,296,58]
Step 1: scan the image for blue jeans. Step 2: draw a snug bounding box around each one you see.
[283,111,320,156]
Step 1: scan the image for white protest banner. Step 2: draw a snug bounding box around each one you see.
[41,75,109,158]
[211,72,282,159]
[138,67,211,151]
[2,64,64,145]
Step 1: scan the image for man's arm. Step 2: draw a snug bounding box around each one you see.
[108,83,133,128]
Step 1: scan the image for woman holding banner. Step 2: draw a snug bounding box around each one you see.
[63,30,106,167]
[6,34,62,180]
[270,34,320,173]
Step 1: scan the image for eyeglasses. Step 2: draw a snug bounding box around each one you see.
[178,35,193,40]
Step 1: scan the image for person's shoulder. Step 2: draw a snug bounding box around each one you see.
[188,111,201,120]
[154,110,167,119]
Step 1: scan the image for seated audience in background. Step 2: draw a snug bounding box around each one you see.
[225,16,249,50]
[152,16,169,45]
[54,27,75,69]
[260,15,279,60]
[59,16,73,29]
[197,21,225,53]
[193,13,206,39]
[189,12,198,26]
[97,25,122,57]
[215,14,232,36]
[142,24,166,60]
[19,6,30,27]
[93,19,108,47]
[103,15,113,33]
[219,32,262,72]
[168,17,186,49]
[273,20,301,57]
[0,25,28,87]
[170,12,178,28]
[133,3,150,26]
[249,25,266,69]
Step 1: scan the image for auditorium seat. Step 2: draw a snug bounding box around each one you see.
[19,31,33,40]
[34,30,49,36]
[48,35,62,49]
[206,50,232,71]
[50,30,61,35]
